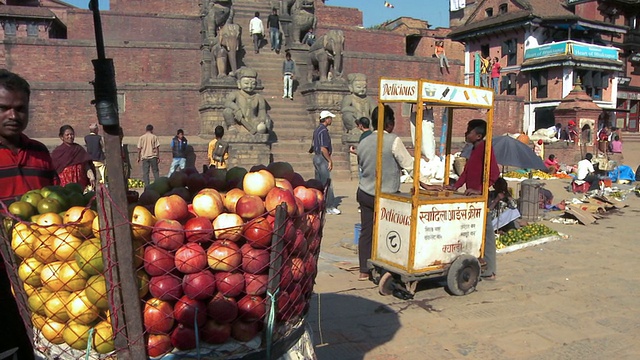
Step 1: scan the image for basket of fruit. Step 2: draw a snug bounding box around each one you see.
[496,223,558,249]
[0,162,324,359]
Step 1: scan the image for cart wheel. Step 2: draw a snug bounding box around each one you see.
[378,272,395,296]
[446,255,480,296]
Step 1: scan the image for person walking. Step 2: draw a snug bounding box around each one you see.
[267,8,280,53]
[84,123,105,183]
[207,125,229,169]
[356,106,413,281]
[282,52,296,100]
[249,11,264,54]
[0,69,58,360]
[446,119,500,280]
[168,129,188,177]
[491,57,501,94]
[137,124,160,186]
[312,110,340,215]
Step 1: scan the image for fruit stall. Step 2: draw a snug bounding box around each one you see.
[369,78,494,298]
[0,162,325,359]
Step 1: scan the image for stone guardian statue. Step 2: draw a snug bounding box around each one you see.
[341,73,376,132]
[222,67,273,135]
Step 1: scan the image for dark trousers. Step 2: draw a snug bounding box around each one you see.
[0,269,34,360]
[482,212,496,277]
[583,174,600,190]
[252,33,261,52]
[357,188,375,273]
[142,158,159,186]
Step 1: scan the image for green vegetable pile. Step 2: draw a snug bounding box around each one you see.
[496,223,558,248]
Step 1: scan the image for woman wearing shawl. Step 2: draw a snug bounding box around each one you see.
[52,125,96,189]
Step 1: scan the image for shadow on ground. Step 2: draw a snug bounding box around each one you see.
[305,292,400,360]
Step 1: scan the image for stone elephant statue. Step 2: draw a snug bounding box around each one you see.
[211,23,241,77]
[307,30,344,82]
[202,0,234,39]
[284,0,316,43]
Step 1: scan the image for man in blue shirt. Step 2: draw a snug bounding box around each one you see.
[168,129,188,176]
[313,111,340,215]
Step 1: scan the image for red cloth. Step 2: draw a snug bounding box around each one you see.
[58,163,89,188]
[454,140,499,192]
[0,134,57,203]
[51,142,92,174]
[491,62,501,78]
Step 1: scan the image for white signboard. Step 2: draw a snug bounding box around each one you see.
[375,198,412,268]
[379,79,419,102]
[413,202,485,269]
[421,82,493,107]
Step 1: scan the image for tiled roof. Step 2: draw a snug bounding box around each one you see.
[0,5,56,19]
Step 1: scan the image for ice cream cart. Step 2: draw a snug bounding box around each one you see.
[368,78,494,298]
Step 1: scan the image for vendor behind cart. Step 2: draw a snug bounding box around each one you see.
[445,119,499,280]
[356,105,414,281]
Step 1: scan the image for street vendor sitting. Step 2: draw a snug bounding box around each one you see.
[576,153,599,191]
[489,178,521,232]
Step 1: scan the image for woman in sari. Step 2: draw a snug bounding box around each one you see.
[52,125,96,189]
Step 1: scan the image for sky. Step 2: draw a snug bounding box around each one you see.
[63,0,451,28]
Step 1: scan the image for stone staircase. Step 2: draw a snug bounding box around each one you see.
[621,131,640,143]
[231,0,352,181]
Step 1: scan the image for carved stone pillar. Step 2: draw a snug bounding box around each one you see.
[199,79,237,137]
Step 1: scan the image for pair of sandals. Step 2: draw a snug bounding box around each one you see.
[481,273,496,281]
[358,273,370,281]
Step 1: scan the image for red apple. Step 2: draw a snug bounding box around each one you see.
[295,197,305,217]
[289,229,308,256]
[173,295,207,328]
[147,334,173,358]
[279,262,293,290]
[201,319,231,344]
[144,246,175,276]
[294,186,318,211]
[149,274,183,301]
[207,292,238,323]
[185,173,206,194]
[223,188,245,213]
[241,244,270,274]
[151,219,185,251]
[154,194,189,221]
[311,188,324,207]
[288,284,303,314]
[237,295,266,322]
[235,195,266,220]
[215,272,245,298]
[274,178,294,193]
[306,213,321,238]
[182,270,217,300]
[243,170,275,198]
[184,217,214,243]
[265,187,297,217]
[170,323,197,350]
[291,257,305,282]
[244,273,268,296]
[243,217,273,248]
[175,243,207,274]
[276,291,293,322]
[207,240,241,271]
[308,234,321,254]
[231,320,261,342]
[213,213,243,242]
[191,189,224,221]
[143,298,174,334]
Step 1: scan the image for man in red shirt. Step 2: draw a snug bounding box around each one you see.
[0,69,56,359]
[448,119,499,280]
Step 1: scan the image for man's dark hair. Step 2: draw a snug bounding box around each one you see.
[614,135,619,141]
[255,11,260,17]
[585,152,593,160]
[146,124,154,132]
[177,129,184,135]
[358,117,370,129]
[215,125,224,138]
[371,105,394,131]
[272,8,277,13]
[466,119,487,138]
[548,154,555,161]
[0,69,31,97]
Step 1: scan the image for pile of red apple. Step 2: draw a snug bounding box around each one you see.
[132,163,325,357]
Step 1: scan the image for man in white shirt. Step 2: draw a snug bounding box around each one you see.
[576,152,599,190]
[249,12,264,54]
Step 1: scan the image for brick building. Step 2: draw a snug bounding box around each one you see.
[448,0,640,134]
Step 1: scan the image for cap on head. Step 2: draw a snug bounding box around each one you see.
[319,110,336,120]
[568,120,576,126]
[89,123,99,131]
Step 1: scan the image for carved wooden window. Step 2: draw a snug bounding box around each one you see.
[576,70,609,100]
[501,39,517,66]
[27,22,38,37]
[532,70,548,99]
[499,4,508,14]
[485,8,493,17]
[500,73,517,96]
[3,20,16,37]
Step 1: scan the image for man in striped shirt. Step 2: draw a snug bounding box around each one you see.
[0,69,56,359]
